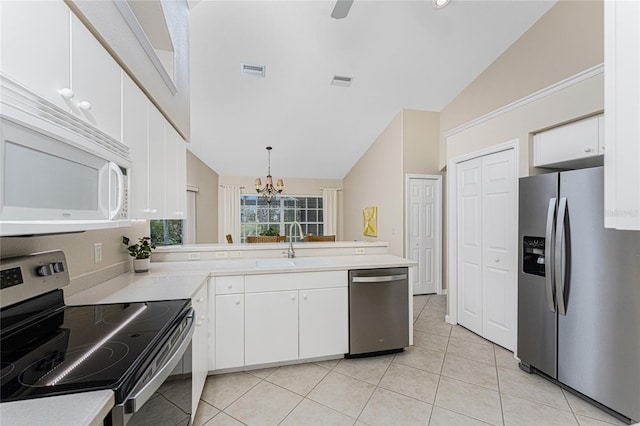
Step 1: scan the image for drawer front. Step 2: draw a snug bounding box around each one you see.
[215,275,245,294]
[245,270,346,293]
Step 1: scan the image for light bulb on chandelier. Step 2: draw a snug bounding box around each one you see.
[255,146,284,204]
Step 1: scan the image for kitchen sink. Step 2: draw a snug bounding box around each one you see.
[255,258,333,268]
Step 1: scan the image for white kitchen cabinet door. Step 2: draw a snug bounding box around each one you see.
[299,288,348,359]
[70,14,121,141]
[457,157,483,336]
[480,150,516,350]
[533,115,603,169]
[0,1,70,110]
[215,294,244,370]
[147,105,166,219]
[245,291,298,366]
[122,74,149,219]
[604,0,640,230]
[163,125,187,220]
[175,135,187,220]
[192,283,208,420]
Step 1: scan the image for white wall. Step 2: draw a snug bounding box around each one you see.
[187,149,219,243]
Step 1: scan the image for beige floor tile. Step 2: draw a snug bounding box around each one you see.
[393,346,446,375]
[434,376,503,425]
[413,314,452,337]
[575,414,625,426]
[200,372,260,410]
[494,346,519,371]
[450,326,493,347]
[246,367,278,379]
[429,406,492,425]
[307,371,376,419]
[497,368,570,411]
[358,387,432,426]
[225,381,302,425]
[315,358,341,369]
[378,363,440,403]
[442,354,499,390]
[414,295,430,312]
[562,390,626,426]
[501,393,578,426]
[194,401,221,426]
[204,412,245,426]
[424,297,447,314]
[334,354,394,385]
[265,363,330,396]
[447,338,496,366]
[413,330,449,353]
[280,398,356,426]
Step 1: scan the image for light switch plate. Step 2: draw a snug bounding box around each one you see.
[355,248,365,254]
[188,253,201,260]
[215,252,228,258]
[231,251,242,258]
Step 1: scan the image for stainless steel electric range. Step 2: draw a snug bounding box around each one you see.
[0,250,195,425]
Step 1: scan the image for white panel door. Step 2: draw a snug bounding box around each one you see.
[481,150,516,350]
[408,177,440,294]
[0,1,70,110]
[215,294,244,369]
[457,158,483,335]
[245,291,298,366]
[299,288,348,359]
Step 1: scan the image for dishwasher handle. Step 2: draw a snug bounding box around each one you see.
[351,274,407,283]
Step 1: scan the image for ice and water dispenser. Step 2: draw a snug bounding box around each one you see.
[523,236,546,276]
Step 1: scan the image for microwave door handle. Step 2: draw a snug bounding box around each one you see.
[555,197,568,316]
[109,162,124,220]
[545,198,557,313]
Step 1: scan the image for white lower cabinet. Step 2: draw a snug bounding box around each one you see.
[215,294,245,369]
[299,287,348,359]
[191,282,208,421]
[245,291,299,366]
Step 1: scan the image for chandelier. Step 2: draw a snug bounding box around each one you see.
[255,146,284,204]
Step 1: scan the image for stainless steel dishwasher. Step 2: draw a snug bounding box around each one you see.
[348,267,409,357]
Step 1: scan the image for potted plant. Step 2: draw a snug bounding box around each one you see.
[259,227,280,237]
[123,236,156,272]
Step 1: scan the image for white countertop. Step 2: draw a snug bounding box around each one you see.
[154,240,389,253]
[0,390,114,426]
[9,254,415,424]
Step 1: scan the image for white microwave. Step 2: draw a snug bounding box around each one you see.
[0,117,130,236]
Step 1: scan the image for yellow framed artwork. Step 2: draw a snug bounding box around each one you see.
[362,206,378,237]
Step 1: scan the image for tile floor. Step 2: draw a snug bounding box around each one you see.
[192,295,627,426]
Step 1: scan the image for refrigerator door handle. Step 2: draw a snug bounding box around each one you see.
[545,197,557,313]
[555,197,568,316]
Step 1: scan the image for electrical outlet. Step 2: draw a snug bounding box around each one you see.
[215,252,228,258]
[94,243,103,263]
[187,253,201,260]
[355,248,365,254]
[231,251,242,258]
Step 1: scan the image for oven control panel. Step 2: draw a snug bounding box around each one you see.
[0,250,69,308]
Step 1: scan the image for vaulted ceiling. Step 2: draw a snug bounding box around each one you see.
[189,0,555,179]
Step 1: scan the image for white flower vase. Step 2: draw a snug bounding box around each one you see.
[133,258,150,273]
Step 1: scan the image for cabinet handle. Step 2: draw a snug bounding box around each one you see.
[77,101,92,111]
[143,208,158,214]
[495,258,500,263]
[227,284,232,288]
[584,147,592,153]
[197,298,204,303]
[175,211,184,216]
[235,298,240,305]
[58,88,74,99]
[199,314,206,320]
[196,321,203,326]
[290,295,296,301]
[303,295,308,300]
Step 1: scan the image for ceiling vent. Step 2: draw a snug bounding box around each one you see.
[331,75,353,87]
[241,63,266,78]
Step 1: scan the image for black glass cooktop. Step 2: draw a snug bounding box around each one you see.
[0,290,190,403]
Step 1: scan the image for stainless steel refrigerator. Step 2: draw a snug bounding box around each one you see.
[518,166,640,423]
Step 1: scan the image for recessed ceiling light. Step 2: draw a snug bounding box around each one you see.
[331,75,353,87]
[241,63,266,78]
[433,0,450,9]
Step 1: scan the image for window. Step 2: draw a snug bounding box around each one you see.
[150,219,184,246]
[240,195,323,243]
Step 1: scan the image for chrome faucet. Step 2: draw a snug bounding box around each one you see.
[287,221,304,258]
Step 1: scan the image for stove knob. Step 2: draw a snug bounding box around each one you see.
[53,262,65,273]
[36,265,53,276]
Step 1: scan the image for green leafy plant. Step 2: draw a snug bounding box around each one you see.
[123,236,156,259]
[259,227,280,236]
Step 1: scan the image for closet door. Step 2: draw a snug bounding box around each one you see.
[481,150,516,350]
[457,157,483,335]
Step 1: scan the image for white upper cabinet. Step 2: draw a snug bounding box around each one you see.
[533,115,604,169]
[147,105,167,219]
[604,0,640,230]
[0,1,70,110]
[164,124,187,220]
[70,14,122,141]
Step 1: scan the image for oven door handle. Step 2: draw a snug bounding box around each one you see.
[124,309,195,414]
